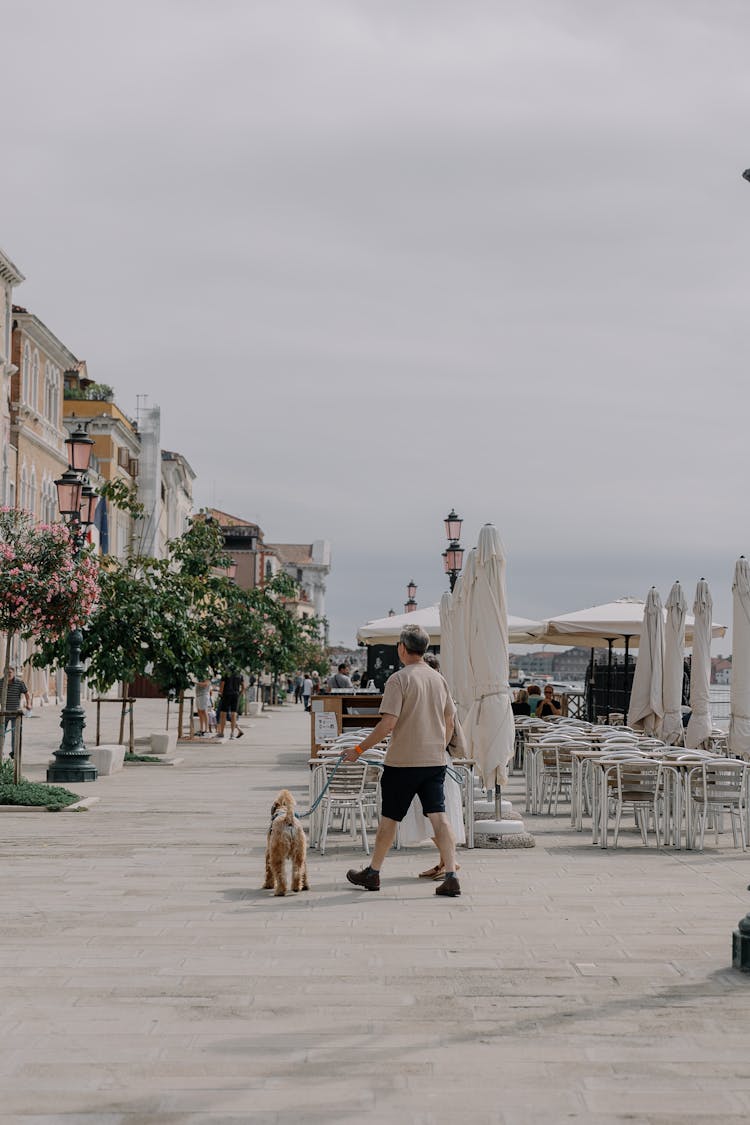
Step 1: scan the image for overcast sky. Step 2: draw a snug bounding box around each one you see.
[3,1,750,647]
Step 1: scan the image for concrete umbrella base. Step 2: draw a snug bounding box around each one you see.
[474,818,536,849]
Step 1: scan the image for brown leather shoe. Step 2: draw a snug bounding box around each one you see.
[346,867,380,891]
[435,873,461,897]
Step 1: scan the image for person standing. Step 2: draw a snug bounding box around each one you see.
[0,667,31,758]
[343,624,460,897]
[217,670,244,740]
[293,673,303,704]
[194,677,212,737]
[301,673,313,712]
[329,663,353,690]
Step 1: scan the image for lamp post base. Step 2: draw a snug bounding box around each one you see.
[732,914,750,971]
[47,628,98,784]
[47,759,98,784]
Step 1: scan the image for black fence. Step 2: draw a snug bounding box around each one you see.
[585,653,691,722]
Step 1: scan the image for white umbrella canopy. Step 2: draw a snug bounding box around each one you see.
[356,604,543,646]
[662,581,688,745]
[686,579,714,750]
[438,592,455,699]
[729,558,750,757]
[539,596,726,649]
[626,588,665,735]
[464,525,515,788]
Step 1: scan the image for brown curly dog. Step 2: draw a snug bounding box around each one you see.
[262,789,309,896]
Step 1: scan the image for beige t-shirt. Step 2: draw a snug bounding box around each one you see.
[380,661,456,767]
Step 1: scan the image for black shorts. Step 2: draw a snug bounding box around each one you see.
[380,765,446,822]
[220,694,239,714]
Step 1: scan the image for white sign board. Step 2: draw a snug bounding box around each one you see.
[314,711,340,742]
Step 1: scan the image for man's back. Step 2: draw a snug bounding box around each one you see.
[381,662,454,768]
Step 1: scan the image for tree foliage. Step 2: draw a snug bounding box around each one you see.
[33,512,323,694]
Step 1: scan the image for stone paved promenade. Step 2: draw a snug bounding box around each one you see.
[2,700,750,1124]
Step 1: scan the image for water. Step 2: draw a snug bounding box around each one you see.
[710,685,730,721]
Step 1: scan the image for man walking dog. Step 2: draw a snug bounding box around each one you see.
[342,623,460,897]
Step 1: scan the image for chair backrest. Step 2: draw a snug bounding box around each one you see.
[325,759,368,796]
[691,760,746,803]
[615,759,660,796]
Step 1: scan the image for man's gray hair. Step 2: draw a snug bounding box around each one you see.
[399,624,430,655]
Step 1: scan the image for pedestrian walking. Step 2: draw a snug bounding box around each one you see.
[0,666,31,758]
[343,624,461,897]
[301,673,313,712]
[217,670,245,740]
[293,673,303,704]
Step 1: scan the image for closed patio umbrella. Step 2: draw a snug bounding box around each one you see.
[729,558,750,757]
[438,592,455,699]
[626,587,664,735]
[686,579,713,750]
[451,548,476,725]
[464,525,515,788]
[662,581,688,745]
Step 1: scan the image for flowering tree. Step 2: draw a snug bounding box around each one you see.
[0,508,99,742]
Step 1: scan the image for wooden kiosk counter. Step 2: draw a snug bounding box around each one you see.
[310,691,383,756]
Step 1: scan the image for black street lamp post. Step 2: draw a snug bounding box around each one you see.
[404,580,417,614]
[47,425,98,784]
[442,509,464,592]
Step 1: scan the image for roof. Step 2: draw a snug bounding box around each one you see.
[266,543,315,566]
[206,507,261,532]
[0,252,25,286]
[161,449,197,479]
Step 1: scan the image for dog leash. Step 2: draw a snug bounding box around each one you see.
[294,753,465,820]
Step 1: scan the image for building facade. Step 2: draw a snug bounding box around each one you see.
[0,249,24,506]
[265,540,331,625]
[62,394,141,559]
[11,306,74,522]
[160,450,196,549]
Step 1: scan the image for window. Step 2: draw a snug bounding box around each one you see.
[29,468,37,518]
[19,465,28,512]
[31,349,39,409]
[265,560,273,579]
[21,342,30,402]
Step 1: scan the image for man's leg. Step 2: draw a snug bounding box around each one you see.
[427,811,456,874]
[370,816,399,870]
[217,710,226,737]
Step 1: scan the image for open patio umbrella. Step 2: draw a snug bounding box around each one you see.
[686,579,714,750]
[729,558,750,757]
[539,596,726,649]
[438,591,455,699]
[662,581,688,745]
[464,525,515,789]
[627,587,665,735]
[355,604,543,646]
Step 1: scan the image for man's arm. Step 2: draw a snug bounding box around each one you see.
[341,713,397,761]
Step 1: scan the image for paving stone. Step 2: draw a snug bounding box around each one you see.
[3,699,750,1121]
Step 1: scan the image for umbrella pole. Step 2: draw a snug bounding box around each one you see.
[494,771,503,820]
[587,648,595,722]
[623,636,631,722]
[605,639,613,723]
